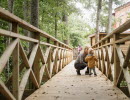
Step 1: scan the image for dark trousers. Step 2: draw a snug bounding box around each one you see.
[74,63,89,72]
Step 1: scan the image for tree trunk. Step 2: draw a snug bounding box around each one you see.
[107,0,113,34]
[62,12,68,43]
[31,0,39,28]
[95,0,102,42]
[55,12,58,38]
[23,0,31,53]
[7,0,14,79]
[8,0,14,13]
[30,0,39,50]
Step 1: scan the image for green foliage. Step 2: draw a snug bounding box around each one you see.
[0,36,6,56]
[70,33,82,47]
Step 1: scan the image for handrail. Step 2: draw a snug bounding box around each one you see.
[0,7,71,50]
[0,7,73,100]
[91,19,130,97]
[92,19,130,47]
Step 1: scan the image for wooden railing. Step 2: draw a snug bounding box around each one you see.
[0,7,73,100]
[92,19,130,96]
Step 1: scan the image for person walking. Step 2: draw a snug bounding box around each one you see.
[85,48,98,76]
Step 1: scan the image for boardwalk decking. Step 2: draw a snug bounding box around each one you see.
[26,61,130,100]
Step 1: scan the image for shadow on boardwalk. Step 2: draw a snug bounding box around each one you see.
[26,61,130,100]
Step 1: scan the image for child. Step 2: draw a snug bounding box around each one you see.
[85,48,98,76]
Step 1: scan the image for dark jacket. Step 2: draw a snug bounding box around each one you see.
[74,53,87,66]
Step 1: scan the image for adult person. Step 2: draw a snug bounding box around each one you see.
[74,46,90,75]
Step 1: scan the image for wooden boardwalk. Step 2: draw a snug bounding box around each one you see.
[26,61,130,100]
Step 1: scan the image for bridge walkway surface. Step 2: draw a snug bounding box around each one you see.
[26,61,129,100]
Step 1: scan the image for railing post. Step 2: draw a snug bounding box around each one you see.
[33,32,40,85]
[12,22,20,100]
[113,34,121,86]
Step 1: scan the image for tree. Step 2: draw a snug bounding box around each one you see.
[107,0,113,34]
[30,0,39,50]
[31,0,39,27]
[95,0,102,42]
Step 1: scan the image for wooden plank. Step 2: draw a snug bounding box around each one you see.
[106,46,112,79]
[12,42,19,100]
[52,48,58,74]
[0,80,16,100]
[45,66,51,79]
[0,39,18,73]
[26,61,129,100]
[101,48,106,74]
[0,8,72,50]
[111,47,114,64]
[19,69,31,100]
[19,44,38,99]
[52,48,57,61]
[46,48,52,77]
[38,46,45,64]
[19,42,30,68]
[113,34,121,86]
[33,46,40,84]
[116,69,124,87]
[58,49,61,60]
[116,45,130,93]
[49,62,54,77]
[45,46,51,63]
[115,35,130,44]
[29,44,39,67]
[116,46,124,66]
[92,18,130,47]
[30,70,39,88]
[0,29,38,43]
[40,65,46,83]
[56,61,60,73]
[6,62,25,86]
[105,46,109,77]
[122,45,130,68]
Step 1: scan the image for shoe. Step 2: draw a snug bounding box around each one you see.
[85,72,89,75]
[94,74,97,76]
[85,70,90,75]
[76,70,81,75]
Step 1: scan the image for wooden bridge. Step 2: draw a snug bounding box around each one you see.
[0,7,130,100]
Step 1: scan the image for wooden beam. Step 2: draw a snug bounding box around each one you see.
[101,48,106,74]
[19,69,31,100]
[45,46,51,63]
[0,7,72,49]
[92,18,130,47]
[19,43,30,68]
[12,41,19,100]
[6,62,25,86]
[39,65,46,83]
[122,45,130,68]
[30,70,39,88]
[0,80,16,100]
[33,46,40,84]
[0,39,18,73]
[40,42,69,50]
[0,29,38,43]
[113,34,121,86]
[29,44,39,67]
[115,36,130,44]
[116,45,130,94]
[116,69,124,87]
[45,66,51,79]
[38,46,45,64]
